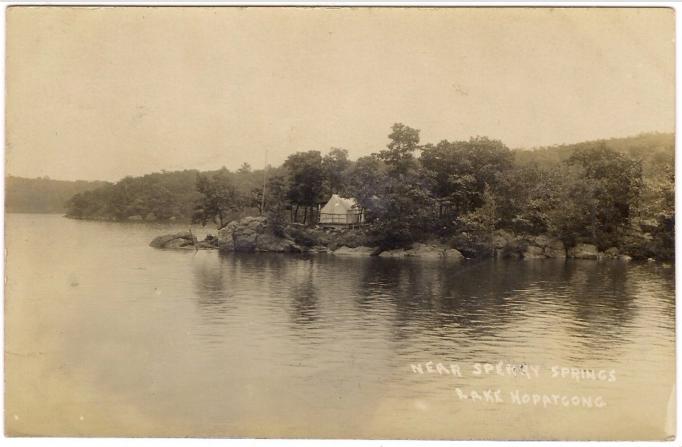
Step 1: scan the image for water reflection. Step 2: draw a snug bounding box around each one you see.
[184,252,675,437]
[559,262,634,358]
[191,254,235,324]
[189,254,659,363]
[287,258,320,326]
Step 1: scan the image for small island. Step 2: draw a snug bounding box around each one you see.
[65,125,673,262]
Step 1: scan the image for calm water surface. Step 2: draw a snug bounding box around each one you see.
[5,214,675,439]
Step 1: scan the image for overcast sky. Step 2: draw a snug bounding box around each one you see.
[6,7,675,182]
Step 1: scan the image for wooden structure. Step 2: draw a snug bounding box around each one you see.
[318,194,364,227]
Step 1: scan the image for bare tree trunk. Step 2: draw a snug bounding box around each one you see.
[303,207,308,225]
[294,205,299,223]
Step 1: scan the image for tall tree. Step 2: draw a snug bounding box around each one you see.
[458,183,500,256]
[364,124,437,247]
[378,123,421,176]
[283,150,326,224]
[420,137,513,227]
[322,147,351,195]
[346,154,385,209]
[192,169,243,229]
[548,145,643,248]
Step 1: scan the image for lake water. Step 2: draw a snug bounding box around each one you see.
[5,213,676,439]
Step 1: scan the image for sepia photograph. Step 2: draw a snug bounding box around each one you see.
[3,5,676,441]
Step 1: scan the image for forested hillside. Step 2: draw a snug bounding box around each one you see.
[515,132,674,176]
[64,167,274,222]
[6,176,110,214]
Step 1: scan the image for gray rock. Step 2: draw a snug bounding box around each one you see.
[149,231,194,249]
[604,247,620,258]
[217,238,235,251]
[549,238,565,250]
[378,248,407,257]
[533,235,550,248]
[333,246,376,256]
[568,243,599,259]
[242,216,267,232]
[619,254,633,262]
[499,237,524,259]
[302,245,331,254]
[404,243,444,259]
[164,239,194,249]
[545,239,566,258]
[217,220,239,244]
[523,245,545,259]
[493,230,514,249]
[214,216,270,252]
[233,228,258,252]
[255,233,301,253]
[443,248,464,261]
[379,243,463,261]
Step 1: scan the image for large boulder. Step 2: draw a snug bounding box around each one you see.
[219,238,235,251]
[533,235,550,248]
[378,248,409,258]
[544,239,566,258]
[283,224,324,247]
[233,227,258,252]
[255,233,301,253]
[450,233,492,258]
[568,243,599,259]
[327,229,371,251]
[604,247,620,258]
[214,216,314,253]
[379,243,463,261]
[216,217,269,252]
[217,220,239,243]
[499,238,523,259]
[493,230,515,249]
[333,246,376,256]
[404,243,445,259]
[198,235,220,249]
[523,245,545,259]
[149,231,195,249]
[242,216,267,232]
[443,248,465,261]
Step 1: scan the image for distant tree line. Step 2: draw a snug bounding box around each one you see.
[6,176,109,214]
[64,126,674,259]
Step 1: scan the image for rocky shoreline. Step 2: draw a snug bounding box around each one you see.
[149,216,649,262]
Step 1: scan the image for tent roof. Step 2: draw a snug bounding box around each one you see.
[321,194,359,213]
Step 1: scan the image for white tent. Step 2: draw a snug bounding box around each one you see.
[319,194,364,225]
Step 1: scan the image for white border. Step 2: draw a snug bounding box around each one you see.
[0,1,678,446]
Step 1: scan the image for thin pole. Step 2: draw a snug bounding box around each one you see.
[261,148,268,215]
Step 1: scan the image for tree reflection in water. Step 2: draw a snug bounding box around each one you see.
[190,253,670,364]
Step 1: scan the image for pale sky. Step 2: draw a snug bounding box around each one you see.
[6,7,675,182]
